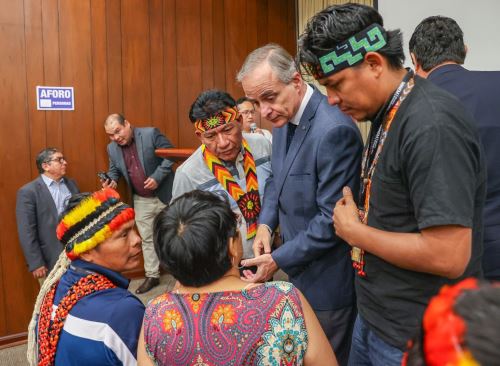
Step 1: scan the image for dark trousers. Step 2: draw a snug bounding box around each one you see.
[315,305,357,366]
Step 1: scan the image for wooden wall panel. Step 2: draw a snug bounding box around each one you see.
[200,0,215,91]
[0,0,39,336]
[24,0,46,179]
[91,0,111,178]
[162,0,179,146]
[106,0,124,114]
[224,0,247,99]
[176,0,203,148]
[41,0,63,149]
[59,0,97,192]
[122,0,152,123]
[212,0,226,90]
[0,0,297,343]
[149,0,166,131]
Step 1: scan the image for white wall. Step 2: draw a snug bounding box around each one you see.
[378,0,500,71]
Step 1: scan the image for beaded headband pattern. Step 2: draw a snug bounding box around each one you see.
[56,188,135,259]
[194,106,240,133]
[304,23,387,79]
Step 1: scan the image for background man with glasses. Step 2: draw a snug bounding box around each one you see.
[16,148,79,281]
[236,97,272,143]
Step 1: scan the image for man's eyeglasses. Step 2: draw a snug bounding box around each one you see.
[46,156,67,164]
[239,109,256,116]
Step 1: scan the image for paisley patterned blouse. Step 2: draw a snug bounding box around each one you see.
[143,281,308,365]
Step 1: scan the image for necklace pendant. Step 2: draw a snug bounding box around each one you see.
[351,247,361,262]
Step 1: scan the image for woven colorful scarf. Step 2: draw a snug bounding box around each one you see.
[202,138,260,239]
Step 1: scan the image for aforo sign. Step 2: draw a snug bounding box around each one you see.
[36,86,74,111]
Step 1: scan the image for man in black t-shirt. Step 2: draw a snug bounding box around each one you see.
[297,4,486,366]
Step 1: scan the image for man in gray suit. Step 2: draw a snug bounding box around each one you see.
[102,113,175,294]
[16,148,79,280]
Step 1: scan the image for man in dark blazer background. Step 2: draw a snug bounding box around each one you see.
[410,16,500,281]
[237,44,363,366]
[16,148,79,281]
[102,114,175,294]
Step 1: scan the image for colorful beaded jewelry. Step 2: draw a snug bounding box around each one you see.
[37,273,116,366]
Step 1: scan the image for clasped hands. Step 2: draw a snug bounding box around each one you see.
[241,186,361,283]
[240,225,278,283]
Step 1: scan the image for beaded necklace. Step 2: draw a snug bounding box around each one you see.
[37,273,116,366]
[202,138,261,239]
[352,71,415,277]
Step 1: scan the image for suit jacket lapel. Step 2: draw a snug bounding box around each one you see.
[37,176,58,218]
[110,140,128,181]
[274,89,321,196]
[134,128,146,173]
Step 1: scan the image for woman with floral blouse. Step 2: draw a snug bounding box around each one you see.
[138,190,336,365]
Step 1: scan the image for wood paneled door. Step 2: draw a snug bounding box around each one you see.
[0,0,297,345]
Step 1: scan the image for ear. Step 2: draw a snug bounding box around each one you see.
[79,250,95,263]
[41,161,49,172]
[410,52,423,72]
[364,52,384,78]
[227,236,239,263]
[410,52,427,77]
[464,44,468,57]
[195,130,203,142]
[227,230,242,259]
[291,71,303,90]
[410,52,417,67]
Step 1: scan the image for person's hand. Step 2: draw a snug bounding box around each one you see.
[32,266,47,279]
[102,179,117,189]
[333,186,362,246]
[253,225,272,257]
[240,254,278,283]
[144,177,158,190]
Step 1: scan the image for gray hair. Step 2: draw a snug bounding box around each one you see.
[236,43,298,84]
[36,148,59,174]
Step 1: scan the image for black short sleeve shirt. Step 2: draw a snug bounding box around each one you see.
[356,76,486,350]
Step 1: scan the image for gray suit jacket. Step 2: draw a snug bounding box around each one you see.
[16,176,79,271]
[106,127,175,204]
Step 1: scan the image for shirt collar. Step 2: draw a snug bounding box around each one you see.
[41,174,64,186]
[290,84,313,126]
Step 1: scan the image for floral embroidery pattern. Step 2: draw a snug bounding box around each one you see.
[211,304,236,327]
[162,309,183,332]
[257,302,307,365]
[144,281,308,365]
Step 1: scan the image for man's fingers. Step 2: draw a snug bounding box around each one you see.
[241,269,256,281]
[262,240,272,254]
[253,240,264,257]
[240,257,259,268]
[342,186,357,206]
[343,186,353,199]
